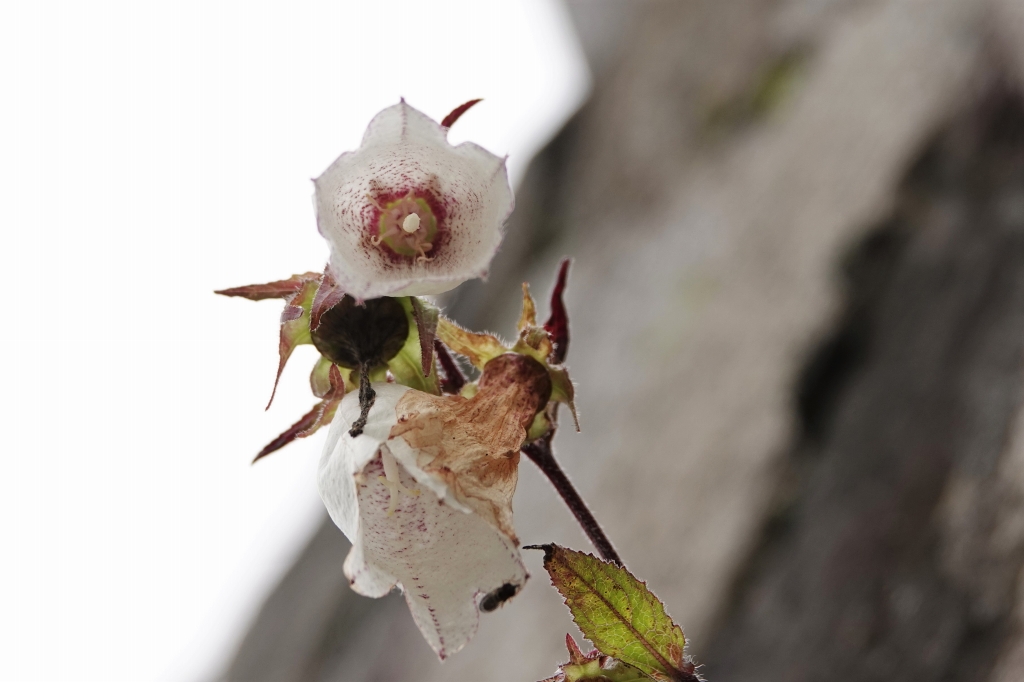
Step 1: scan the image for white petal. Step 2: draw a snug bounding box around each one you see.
[317,383,411,539]
[313,101,514,300]
[360,98,448,149]
[346,451,527,659]
[317,382,528,659]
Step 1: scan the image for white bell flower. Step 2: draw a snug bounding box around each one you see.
[318,378,537,659]
[313,101,514,300]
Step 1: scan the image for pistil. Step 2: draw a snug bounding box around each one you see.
[370,193,438,263]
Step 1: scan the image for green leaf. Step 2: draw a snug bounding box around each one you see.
[529,545,695,682]
[387,298,441,395]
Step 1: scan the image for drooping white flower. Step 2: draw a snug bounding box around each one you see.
[313,101,514,300]
[318,372,546,658]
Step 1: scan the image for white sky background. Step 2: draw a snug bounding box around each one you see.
[0,2,588,680]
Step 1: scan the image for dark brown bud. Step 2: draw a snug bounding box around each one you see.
[310,296,408,370]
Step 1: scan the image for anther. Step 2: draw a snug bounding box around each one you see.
[402,213,420,233]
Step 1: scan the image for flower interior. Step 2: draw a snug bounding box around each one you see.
[371,193,439,262]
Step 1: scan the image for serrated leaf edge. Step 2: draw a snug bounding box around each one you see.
[530,544,685,680]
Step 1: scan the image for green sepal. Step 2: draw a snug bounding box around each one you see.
[539,635,655,682]
[555,658,652,682]
[253,362,346,463]
[266,277,319,408]
[526,410,551,442]
[436,316,508,370]
[310,355,334,398]
[512,326,554,363]
[410,297,440,377]
[549,366,579,431]
[387,297,441,395]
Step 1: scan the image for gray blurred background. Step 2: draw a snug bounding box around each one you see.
[223,1,1024,680]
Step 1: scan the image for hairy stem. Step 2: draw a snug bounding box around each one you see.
[434,339,466,394]
[521,437,622,566]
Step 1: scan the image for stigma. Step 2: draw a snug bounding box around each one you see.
[371,193,438,263]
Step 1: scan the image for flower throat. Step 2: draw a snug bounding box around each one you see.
[371,193,438,262]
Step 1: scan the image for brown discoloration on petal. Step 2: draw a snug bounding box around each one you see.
[389,354,551,540]
[476,353,552,421]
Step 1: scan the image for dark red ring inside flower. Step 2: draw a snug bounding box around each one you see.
[366,186,450,264]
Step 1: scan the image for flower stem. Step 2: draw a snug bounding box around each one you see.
[521,437,622,566]
[349,362,376,437]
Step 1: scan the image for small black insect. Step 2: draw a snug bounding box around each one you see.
[479,583,519,612]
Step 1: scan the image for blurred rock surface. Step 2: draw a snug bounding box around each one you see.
[222,1,1024,680]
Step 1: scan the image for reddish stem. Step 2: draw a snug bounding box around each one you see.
[434,339,467,394]
[521,437,622,566]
